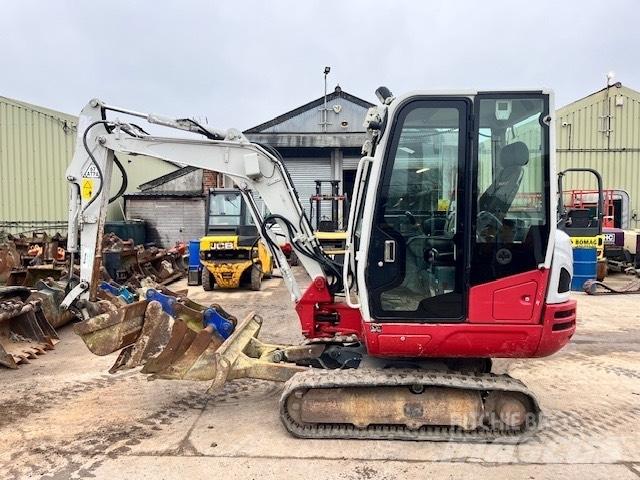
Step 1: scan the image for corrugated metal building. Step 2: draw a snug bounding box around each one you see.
[0,96,77,233]
[0,96,180,234]
[556,83,640,228]
[244,86,374,224]
[125,167,223,247]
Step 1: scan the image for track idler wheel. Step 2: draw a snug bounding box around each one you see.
[483,391,533,430]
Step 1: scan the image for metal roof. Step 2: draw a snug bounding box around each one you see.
[244,86,374,134]
[124,190,204,198]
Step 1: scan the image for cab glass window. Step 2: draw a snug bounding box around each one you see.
[472,96,550,284]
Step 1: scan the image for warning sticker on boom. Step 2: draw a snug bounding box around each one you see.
[83,164,100,178]
[81,178,94,200]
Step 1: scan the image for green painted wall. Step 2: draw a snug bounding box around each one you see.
[556,84,640,227]
[0,96,179,233]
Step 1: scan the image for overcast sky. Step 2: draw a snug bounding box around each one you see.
[3,0,639,130]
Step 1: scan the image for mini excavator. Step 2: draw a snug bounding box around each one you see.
[62,88,576,442]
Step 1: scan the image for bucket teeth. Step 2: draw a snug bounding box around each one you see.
[0,287,60,369]
[108,302,226,380]
[151,326,224,380]
[141,321,196,374]
[0,350,18,369]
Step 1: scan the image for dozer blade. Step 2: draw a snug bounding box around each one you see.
[73,300,149,355]
[0,287,59,369]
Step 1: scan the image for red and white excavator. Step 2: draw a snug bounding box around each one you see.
[62,88,576,442]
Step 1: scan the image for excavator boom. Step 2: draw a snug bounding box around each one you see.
[63,99,331,309]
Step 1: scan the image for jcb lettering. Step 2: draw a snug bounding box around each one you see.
[211,242,234,250]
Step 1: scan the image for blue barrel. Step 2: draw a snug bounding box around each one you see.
[188,240,201,269]
[188,240,202,286]
[571,247,597,291]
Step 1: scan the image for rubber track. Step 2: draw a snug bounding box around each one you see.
[279,368,541,443]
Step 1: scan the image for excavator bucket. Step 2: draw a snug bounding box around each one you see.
[73,300,150,356]
[0,242,20,284]
[142,322,225,380]
[74,290,239,378]
[74,294,305,388]
[31,279,76,329]
[107,301,175,373]
[0,287,59,369]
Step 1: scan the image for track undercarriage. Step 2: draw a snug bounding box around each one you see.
[281,369,539,442]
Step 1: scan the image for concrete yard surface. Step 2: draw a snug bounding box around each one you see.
[1,268,640,480]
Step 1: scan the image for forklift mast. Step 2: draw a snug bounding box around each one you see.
[310,180,348,232]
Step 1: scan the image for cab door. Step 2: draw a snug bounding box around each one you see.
[365,99,470,322]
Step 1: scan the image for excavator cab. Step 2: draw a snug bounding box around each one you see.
[353,93,564,334]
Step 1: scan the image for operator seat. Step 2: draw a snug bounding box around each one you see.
[478,141,530,219]
[566,208,592,228]
[421,217,446,237]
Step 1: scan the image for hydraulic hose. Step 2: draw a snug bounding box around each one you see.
[108,155,128,204]
[261,213,344,294]
[80,120,113,214]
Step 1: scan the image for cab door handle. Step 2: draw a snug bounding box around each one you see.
[384,240,396,263]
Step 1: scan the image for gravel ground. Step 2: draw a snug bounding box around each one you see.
[1,269,639,480]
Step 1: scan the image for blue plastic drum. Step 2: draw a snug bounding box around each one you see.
[571,247,597,291]
[188,240,201,269]
[188,239,202,286]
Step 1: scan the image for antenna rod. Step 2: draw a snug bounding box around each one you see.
[323,66,331,133]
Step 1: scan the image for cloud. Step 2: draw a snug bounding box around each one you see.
[3,0,638,127]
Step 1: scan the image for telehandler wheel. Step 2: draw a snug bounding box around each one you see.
[250,265,262,291]
[263,263,273,279]
[202,268,215,291]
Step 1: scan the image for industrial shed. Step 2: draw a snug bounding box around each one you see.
[556,83,640,228]
[0,96,180,234]
[129,86,375,237]
[124,167,223,247]
[244,85,374,221]
[0,96,77,233]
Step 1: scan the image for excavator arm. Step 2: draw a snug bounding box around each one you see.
[62,99,337,309]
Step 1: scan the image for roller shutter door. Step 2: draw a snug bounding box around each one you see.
[343,157,361,170]
[284,158,333,222]
[125,196,205,247]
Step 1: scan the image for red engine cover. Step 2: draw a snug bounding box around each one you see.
[468,270,548,324]
[295,270,576,360]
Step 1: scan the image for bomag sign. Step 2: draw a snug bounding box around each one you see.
[570,236,604,248]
